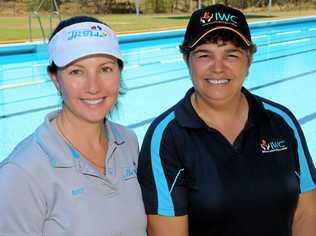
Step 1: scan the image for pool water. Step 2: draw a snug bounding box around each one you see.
[1,16,316,162]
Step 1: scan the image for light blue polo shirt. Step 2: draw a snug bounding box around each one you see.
[0,111,146,236]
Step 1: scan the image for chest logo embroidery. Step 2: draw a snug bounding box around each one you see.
[260,139,288,153]
[121,166,137,180]
[72,187,85,196]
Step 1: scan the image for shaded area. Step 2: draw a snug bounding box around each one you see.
[156,15,190,20]
[156,14,276,21]
[245,14,277,19]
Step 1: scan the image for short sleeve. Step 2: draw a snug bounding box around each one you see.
[290,117,316,193]
[262,100,316,193]
[0,162,46,235]
[137,115,188,217]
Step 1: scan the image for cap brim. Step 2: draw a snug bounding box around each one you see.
[53,47,123,68]
[190,26,251,49]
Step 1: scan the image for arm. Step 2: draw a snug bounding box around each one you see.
[0,162,46,235]
[147,215,189,236]
[137,116,188,235]
[292,189,316,236]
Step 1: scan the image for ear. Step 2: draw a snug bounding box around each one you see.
[48,71,61,92]
[182,54,187,62]
[183,54,190,68]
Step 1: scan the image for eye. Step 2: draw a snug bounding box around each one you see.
[100,66,113,73]
[194,53,210,59]
[229,52,240,57]
[199,54,209,58]
[69,69,82,76]
[226,53,241,60]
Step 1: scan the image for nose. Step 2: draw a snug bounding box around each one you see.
[211,57,225,74]
[85,72,100,94]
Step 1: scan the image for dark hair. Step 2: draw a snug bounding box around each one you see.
[180,30,257,61]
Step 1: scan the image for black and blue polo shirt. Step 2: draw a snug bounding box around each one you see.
[137,87,316,236]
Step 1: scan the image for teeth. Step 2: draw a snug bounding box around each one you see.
[207,79,229,84]
[82,98,104,105]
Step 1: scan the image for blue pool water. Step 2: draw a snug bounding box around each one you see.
[1,16,316,162]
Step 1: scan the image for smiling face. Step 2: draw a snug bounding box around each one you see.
[49,54,121,124]
[187,40,250,106]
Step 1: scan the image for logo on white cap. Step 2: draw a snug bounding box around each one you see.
[48,22,123,67]
[67,24,108,41]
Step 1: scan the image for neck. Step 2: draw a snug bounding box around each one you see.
[53,108,108,174]
[56,109,107,148]
[191,91,248,128]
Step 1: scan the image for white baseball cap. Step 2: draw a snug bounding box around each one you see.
[48,21,123,67]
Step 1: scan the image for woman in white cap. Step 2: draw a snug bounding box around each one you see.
[137,4,316,236]
[0,16,146,235]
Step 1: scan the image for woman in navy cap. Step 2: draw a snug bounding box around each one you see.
[137,4,316,236]
[0,16,146,235]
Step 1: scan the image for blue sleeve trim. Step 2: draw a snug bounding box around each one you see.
[263,102,316,192]
[150,111,176,216]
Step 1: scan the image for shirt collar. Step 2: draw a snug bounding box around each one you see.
[35,112,125,168]
[105,120,125,146]
[242,87,270,126]
[175,87,207,129]
[175,87,270,129]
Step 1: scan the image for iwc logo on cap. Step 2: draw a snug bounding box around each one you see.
[200,12,213,24]
[200,10,238,26]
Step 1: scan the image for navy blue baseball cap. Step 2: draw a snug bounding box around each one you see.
[181,4,252,52]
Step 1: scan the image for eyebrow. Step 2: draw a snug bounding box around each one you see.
[69,60,116,68]
[226,48,244,53]
[192,48,244,55]
[191,49,211,55]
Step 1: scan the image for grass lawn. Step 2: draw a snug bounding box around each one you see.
[0,8,316,43]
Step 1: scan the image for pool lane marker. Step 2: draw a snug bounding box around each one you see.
[160,58,182,64]
[276,30,301,36]
[253,34,267,39]
[0,80,48,90]
[268,38,310,47]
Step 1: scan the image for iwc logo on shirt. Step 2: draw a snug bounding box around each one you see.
[260,139,288,153]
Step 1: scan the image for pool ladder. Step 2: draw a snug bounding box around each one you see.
[28,0,62,42]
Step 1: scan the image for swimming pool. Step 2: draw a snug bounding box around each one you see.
[1,16,316,162]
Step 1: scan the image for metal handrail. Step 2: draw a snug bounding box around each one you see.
[28,0,62,42]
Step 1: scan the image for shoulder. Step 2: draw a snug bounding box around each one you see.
[145,105,179,141]
[2,133,50,171]
[1,136,51,180]
[0,132,50,198]
[254,94,300,128]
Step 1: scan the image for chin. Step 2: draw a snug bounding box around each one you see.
[79,110,109,124]
[83,116,106,124]
[205,92,230,101]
